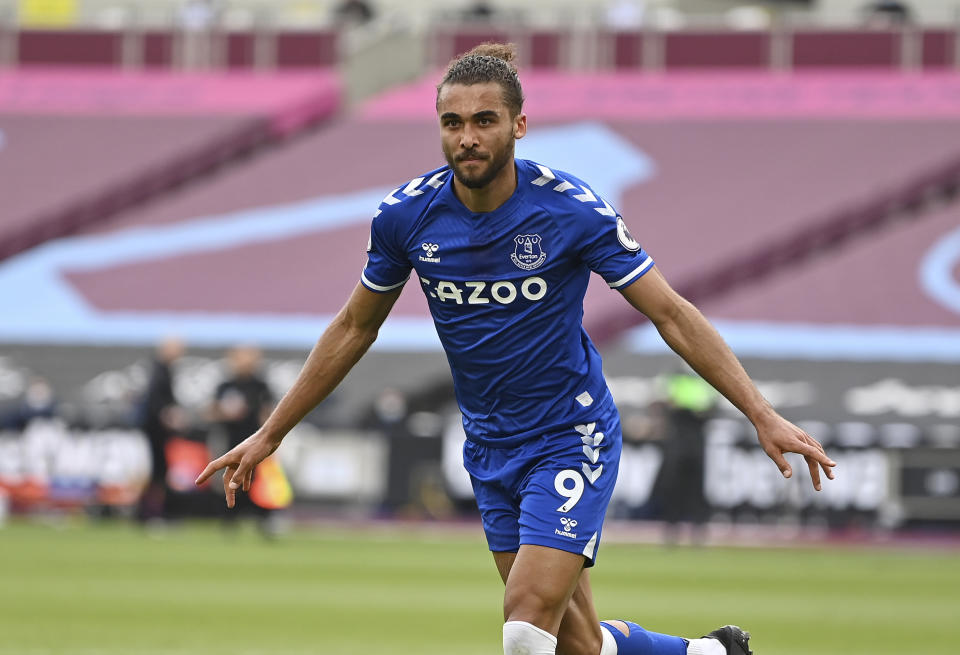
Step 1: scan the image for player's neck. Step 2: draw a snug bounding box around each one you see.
[453,160,518,213]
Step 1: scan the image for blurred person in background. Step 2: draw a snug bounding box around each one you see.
[364,386,452,518]
[209,345,276,533]
[178,0,220,68]
[862,0,913,27]
[364,387,413,514]
[178,0,219,30]
[462,0,496,22]
[137,337,187,523]
[653,368,715,546]
[197,43,836,655]
[1,376,57,430]
[333,0,375,27]
[604,0,646,30]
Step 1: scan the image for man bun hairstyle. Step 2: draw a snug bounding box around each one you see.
[437,42,525,116]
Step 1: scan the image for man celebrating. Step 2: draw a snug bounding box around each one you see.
[197,43,835,655]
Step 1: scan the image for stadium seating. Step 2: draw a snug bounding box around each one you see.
[4,71,958,350]
[0,68,341,260]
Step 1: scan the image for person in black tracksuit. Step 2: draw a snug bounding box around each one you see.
[210,345,274,529]
[137,338,186,522]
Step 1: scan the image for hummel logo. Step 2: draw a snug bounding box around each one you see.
[420,242,440,263]
[556,517,578,539]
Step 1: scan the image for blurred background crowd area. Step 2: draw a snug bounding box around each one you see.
[3,0,954,33]
[1,0,959,539]
[1,0,959,86]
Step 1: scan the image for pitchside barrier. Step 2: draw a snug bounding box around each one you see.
[1,410,957,527]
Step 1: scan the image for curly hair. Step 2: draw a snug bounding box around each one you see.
[436,42,525,116]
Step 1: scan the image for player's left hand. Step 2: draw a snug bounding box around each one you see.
[755,414,836,491]
[194,431,279,507]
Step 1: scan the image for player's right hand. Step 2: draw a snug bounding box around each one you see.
[755,414,836,491]
[195,432,280,508]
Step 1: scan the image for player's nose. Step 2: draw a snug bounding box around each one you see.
[459,126,479,149]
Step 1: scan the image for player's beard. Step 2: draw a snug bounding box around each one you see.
[445,139,514,190]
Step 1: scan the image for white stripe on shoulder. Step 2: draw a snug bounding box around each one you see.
[402,177,425,197]
[607,256,654,289]
[361,271,408,292]
[425,170,449,188]
[531,165,556,186]
[379,172,448,208]
[381,187,402,206]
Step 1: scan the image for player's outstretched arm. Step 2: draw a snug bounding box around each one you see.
[195,282,403,506]
[619,267,836,490]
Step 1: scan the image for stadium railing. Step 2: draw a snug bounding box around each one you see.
[428,25,960,71]
[2,23,957,71]
[1,26,339,69]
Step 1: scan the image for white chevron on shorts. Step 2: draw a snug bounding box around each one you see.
[574,422,596,436]
[580,432,604,447]
[582,463,603,484]
[582,445,600,464]
[531,164,556,186]
[402,177,425,196]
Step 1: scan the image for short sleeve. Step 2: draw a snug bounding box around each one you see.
[360,208,411,293]
[578,206,654,290]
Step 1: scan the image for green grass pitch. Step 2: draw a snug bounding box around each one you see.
[0,519,955,654]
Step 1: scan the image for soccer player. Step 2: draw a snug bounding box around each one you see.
[196,43,836,655]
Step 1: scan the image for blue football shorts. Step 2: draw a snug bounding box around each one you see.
[463,404,622,567]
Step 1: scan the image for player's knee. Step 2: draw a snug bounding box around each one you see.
[503,620,557,655]
[503,585,565,627]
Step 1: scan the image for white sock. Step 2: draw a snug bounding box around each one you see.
[599,625,618,655]
[503,620,558,655]
[686,637,726,655]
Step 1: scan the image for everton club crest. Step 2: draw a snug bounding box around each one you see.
[616,216,640,252]
[511,234,547,270]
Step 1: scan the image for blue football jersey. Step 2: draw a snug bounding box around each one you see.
[361,158,654,446]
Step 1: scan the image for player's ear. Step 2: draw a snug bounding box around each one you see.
[514,112,527,139]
